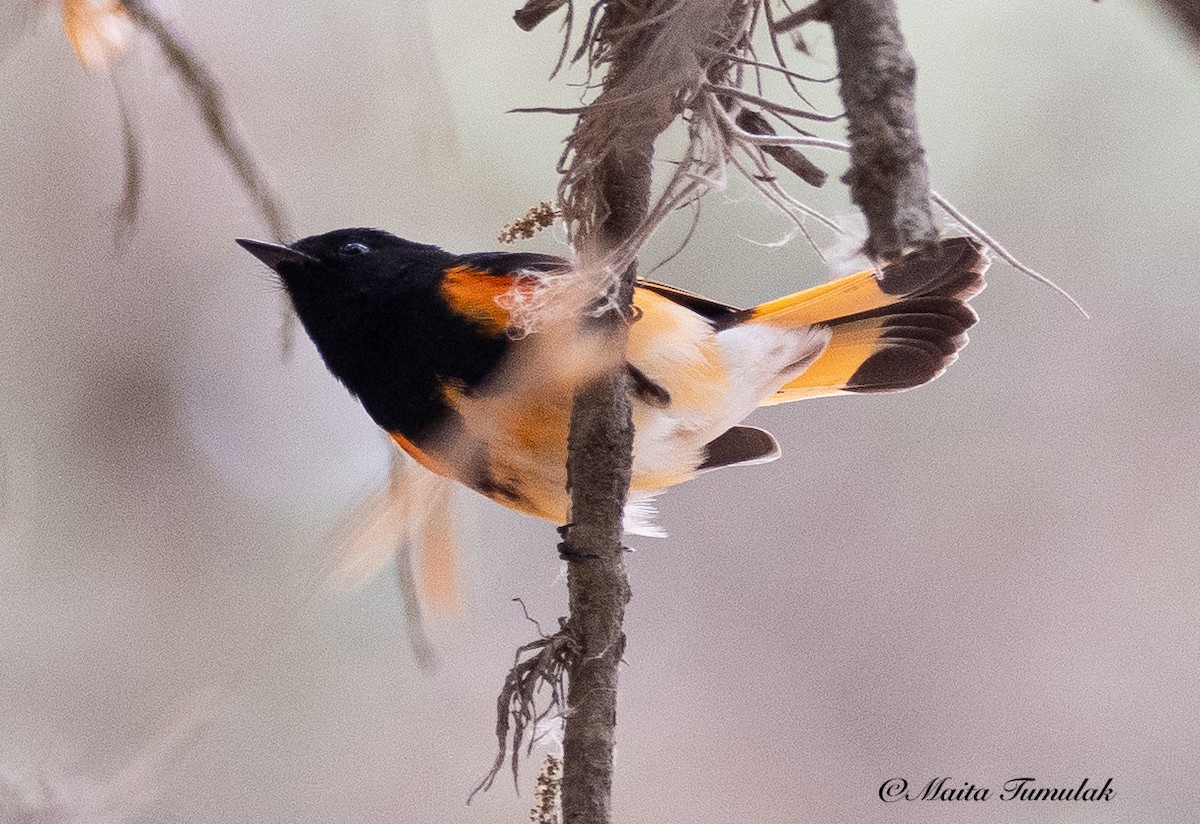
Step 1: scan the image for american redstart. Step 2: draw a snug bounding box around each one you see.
[237,231,988,536]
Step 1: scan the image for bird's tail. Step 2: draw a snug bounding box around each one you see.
[737,236,990,405]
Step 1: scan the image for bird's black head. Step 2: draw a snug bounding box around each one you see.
[235,228,508,437]
[237,228,449,309]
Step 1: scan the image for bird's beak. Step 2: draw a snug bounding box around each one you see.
[235,238,316,271]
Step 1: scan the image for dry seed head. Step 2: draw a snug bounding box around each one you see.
[529,754,562,824]
[499,202,560,244]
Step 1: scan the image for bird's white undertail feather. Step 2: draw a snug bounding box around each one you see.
[715,322,832,416]
[624,494,669,538]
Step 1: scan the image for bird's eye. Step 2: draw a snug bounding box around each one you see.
[339,242,369,257]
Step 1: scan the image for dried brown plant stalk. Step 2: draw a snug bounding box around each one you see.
[530,755,564,824]
[469,628,576,802]
[500,201,561,243]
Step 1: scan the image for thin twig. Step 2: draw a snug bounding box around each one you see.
[770,0,835,33]
[931,190,1090,317]
[121,0,291,242]
[551,0,575,77]
[711,98,851,150]
[513,597,548,637]
[712,48,836,83]
[761,0,821,102]
[706,82,843,121]
[735,109,828,187]
[510,105,592,115]
[111,75,142,243]
[514,0,570,31]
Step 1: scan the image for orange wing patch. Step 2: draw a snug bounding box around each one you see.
[629,288,729,412]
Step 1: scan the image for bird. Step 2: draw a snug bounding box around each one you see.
[237,230,989,538]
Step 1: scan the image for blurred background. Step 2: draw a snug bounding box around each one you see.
[2,0,1198,821]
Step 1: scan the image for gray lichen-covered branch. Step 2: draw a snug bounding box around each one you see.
[825,0,936,257]
[773,0,936,257]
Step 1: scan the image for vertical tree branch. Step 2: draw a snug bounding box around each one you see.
[556,7,659,821]
[558,372,631,824]
[826,0,936,257]
[555,2,741,821]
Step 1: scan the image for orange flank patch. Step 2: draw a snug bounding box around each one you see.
[439,266,525,335]
[629,288,728,412]
[435,348,576,523]
[504,398,571,454]
[62,0,133,72]
[629,466,696,492]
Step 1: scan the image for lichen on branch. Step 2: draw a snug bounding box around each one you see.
[825,0,937,257]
